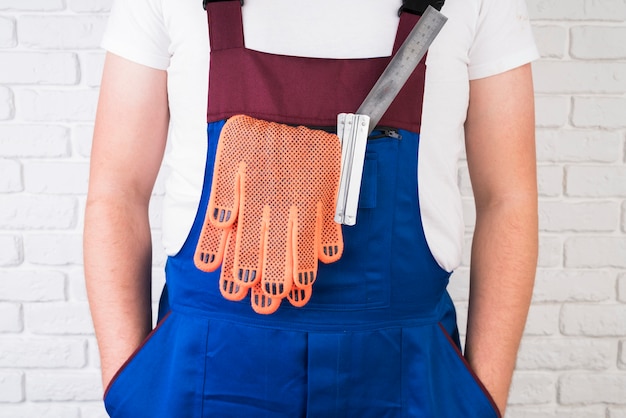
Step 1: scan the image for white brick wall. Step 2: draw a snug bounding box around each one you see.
[488,0,626,415]
[0,0,624,417]
[0,1,109,415]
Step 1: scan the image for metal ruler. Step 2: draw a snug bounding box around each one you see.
[335,5,448,226]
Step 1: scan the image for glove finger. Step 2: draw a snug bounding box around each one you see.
[318,200,343,263]
[194,215,228,272]
[208,164,243,229]
[311,130,343,264]
[208,116,252,228]
[292,205,317,289]
[232,202,267,287]
[219,223,249,301]
[261,205,292,299]
[284,126,322,290]
[251,281,281,315]
[287,285,311,308]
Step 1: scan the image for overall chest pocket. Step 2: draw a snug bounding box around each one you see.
[307,136,402,310]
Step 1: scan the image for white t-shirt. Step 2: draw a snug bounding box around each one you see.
[102,0,538,272]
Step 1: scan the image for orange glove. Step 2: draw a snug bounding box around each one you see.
[194,115,343,314]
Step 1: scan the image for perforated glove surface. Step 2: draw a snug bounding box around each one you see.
[194,115,343,314]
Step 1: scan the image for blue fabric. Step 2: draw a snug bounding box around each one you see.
[104,312,207,417]
[102,121,501,417]
[104,314,500,417]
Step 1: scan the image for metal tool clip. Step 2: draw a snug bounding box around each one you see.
[334,113,370,227]
[333,5,447,226]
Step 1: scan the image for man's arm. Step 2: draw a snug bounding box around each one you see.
[463,63,538,415]
[84,53,169,390]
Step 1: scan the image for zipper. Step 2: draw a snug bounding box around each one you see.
[306,125,402,141]
[368,128,402,140]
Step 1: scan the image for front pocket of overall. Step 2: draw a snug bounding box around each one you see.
[103,312,173,415]
[103,312,208,418]
[436,323,502,418]
[309,137,400,310]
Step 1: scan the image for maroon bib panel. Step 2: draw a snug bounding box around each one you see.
[206,1,426,132]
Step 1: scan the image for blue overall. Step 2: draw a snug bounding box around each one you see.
[103,2,501,417]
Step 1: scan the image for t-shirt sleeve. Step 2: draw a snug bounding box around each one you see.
[101,0,171,70]
[467,0,539,80]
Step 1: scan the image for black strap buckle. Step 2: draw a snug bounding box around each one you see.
[398,0,445,16]
[203,0,244,10]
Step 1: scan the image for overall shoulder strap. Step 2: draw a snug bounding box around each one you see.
[205,0,244,51]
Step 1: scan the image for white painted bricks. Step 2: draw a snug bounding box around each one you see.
[0,1,625,418]
[0,85,14,119]
[0,2,108,415]
[461,0,626,415]
[571,26,626,60]
[559,373,626,405]
[516,338,615,371]
[17,16,108,50]
[0,53,79,85]
[527,0,626,21]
